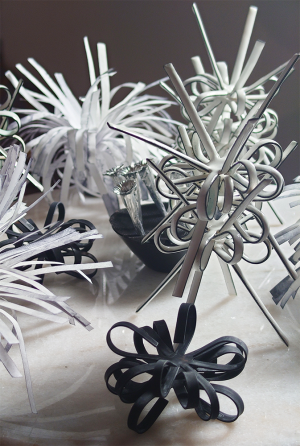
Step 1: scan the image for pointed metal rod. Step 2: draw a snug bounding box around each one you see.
[232,263,289,346]
[136,257,185,312]
[192,3,225,90]
[231,6,258,85]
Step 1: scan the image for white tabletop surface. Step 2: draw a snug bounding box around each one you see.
[0,192,299,446]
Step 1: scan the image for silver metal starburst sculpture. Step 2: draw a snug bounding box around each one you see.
[108,50,299,347]
[162,4,286,164]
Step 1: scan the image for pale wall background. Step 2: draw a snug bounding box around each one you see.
[1,0,299,182]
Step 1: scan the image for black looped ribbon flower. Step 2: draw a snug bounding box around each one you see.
[3,201,98,281]
[105,303,248,433]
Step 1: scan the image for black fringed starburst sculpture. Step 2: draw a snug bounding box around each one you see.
[105,303,248,433]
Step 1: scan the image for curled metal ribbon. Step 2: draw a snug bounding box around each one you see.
[105,303,248,433]
[151,153,274,267]
[3,201,98,281]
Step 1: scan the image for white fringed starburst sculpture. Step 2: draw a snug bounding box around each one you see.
[0,82,113,412]
[0,145,113,413]
[6,38,177,215]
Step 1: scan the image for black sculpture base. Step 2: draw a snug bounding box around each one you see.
[109,204,186,273]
